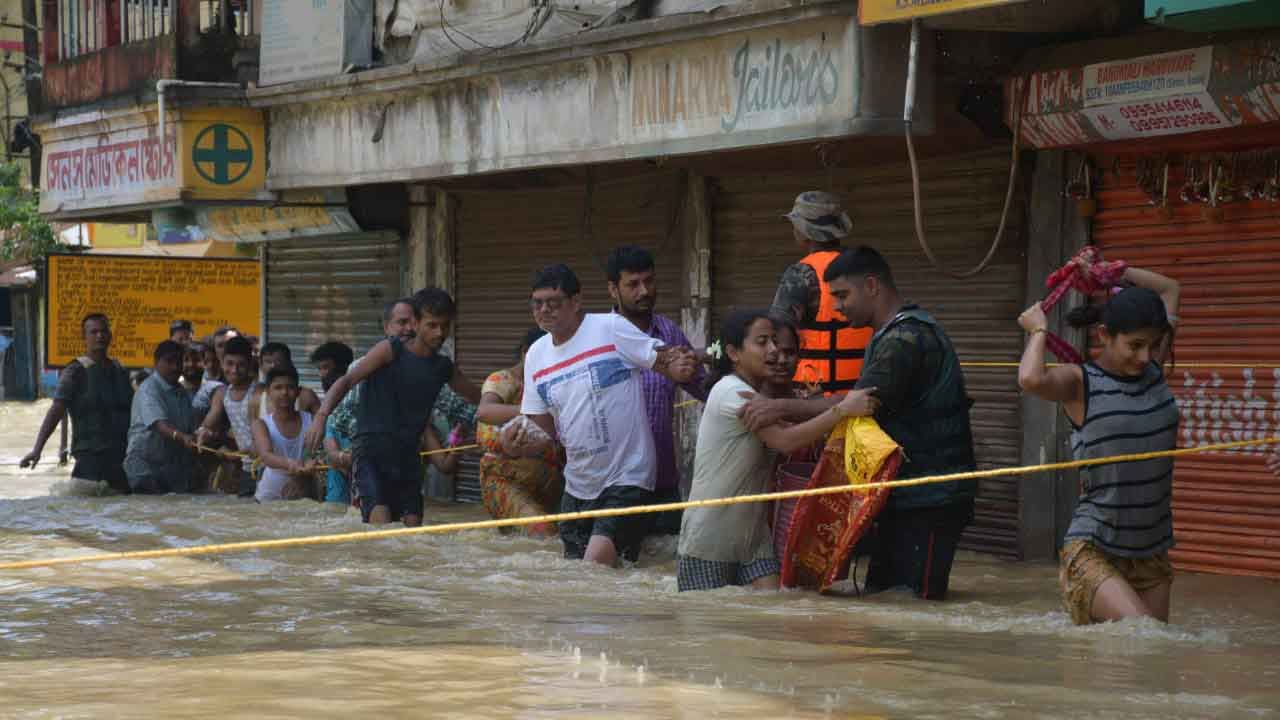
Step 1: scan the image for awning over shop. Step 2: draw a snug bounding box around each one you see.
[196,190,361,243]
[1005,32,1280,149]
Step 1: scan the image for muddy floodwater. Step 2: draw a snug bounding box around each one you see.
[1,400,1278,718]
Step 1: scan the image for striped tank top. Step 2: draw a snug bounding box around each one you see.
[1066,362,1180,558]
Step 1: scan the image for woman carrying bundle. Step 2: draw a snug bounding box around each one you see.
[475,328,564,537]
[1017,266,1180,625]
[678,310,878,592]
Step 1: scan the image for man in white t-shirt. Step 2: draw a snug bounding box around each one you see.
[504,264,698,566]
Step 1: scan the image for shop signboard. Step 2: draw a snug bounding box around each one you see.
[39,107,268,217]
[1007,35,1280,147]
[859,0,1029,25]
[45,254,261,367]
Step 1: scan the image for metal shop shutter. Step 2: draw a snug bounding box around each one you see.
[712,148,1027,558]
[452,171,687,501]
[1094,156,1280,579]
[264,232,402,391]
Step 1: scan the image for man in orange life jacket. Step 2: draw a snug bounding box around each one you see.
[770,191,872,393]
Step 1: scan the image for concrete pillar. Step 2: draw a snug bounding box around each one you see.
[428,187,457,294]
[676,170,711,500]
[408,184,462,501]
[1019,149,1089,561]
[406,185,431,294]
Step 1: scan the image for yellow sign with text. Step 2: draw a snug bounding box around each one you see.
[46,254,262,367]
[89,223,147,248]
[179,107,267,199]
[859,0,1028,25]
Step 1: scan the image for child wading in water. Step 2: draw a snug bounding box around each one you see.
[251,365,319,502]
[1018,266,1180,625]
[196,336,258,495]
[677,310,879,592]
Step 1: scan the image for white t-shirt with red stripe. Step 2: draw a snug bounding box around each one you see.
[522,313,661,500]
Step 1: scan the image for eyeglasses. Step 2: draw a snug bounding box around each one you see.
[529,297,567,311]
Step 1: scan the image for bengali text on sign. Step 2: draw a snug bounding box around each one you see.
[46,254,262,368]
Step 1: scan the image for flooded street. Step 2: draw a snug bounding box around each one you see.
[1,400,1278,718]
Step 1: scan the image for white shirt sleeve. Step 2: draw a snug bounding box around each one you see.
[520,346,548,415]
[610,314,661,370]
[717,377,753,422]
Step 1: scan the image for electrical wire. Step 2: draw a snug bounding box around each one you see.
[906,76,1025,279]
[436,0,552,54]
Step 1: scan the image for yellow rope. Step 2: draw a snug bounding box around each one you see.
[423,444,478,456]
[2,436,1276,573]
[190,441,483,470]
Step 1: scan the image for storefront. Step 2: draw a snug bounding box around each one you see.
[257,6,931,505]
[201,196,404,389]
[1011,33,1280,578]
[261,231,403,389]
[452,171,688,375]
[252,0,1098,560]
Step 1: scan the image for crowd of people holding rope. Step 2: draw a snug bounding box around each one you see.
[17,191,1280,625]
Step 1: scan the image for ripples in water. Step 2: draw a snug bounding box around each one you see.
[2,400,1278,718]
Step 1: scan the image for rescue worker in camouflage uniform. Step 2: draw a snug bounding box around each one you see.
[741,246,977,600]
[770,191,873,394]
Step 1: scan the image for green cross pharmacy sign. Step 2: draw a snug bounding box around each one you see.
[192,124,254,185]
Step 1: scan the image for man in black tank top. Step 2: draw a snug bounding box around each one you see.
[20,313,133,493]
[306,292,481,526]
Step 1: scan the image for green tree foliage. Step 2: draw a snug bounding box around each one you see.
[0,162,65,261]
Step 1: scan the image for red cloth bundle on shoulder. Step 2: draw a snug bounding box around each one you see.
[1040,246,1127,364]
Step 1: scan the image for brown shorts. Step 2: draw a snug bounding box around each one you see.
[1059,540,1173,625]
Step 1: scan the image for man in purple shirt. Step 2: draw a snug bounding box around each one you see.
[606,246,708,535]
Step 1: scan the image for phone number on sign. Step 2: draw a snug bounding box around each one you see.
[1118,97,1207,118]
[1123,111,1224,133]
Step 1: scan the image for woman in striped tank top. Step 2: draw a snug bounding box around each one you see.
[1017,267,1181,626]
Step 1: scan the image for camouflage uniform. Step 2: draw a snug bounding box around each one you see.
[770,261,825,326]
[770,190,853,324]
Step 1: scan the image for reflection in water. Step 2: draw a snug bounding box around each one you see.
[2,401,1278,718]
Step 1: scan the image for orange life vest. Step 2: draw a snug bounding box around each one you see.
[794,250,872,393]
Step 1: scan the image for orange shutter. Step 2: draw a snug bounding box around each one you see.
[1093,154,1280,579]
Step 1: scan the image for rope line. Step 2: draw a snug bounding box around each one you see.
[1,436,1275,573]
[187,442,485,469]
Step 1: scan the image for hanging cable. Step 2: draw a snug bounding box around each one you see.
[437,0,551,54]
[903,19,1024,279]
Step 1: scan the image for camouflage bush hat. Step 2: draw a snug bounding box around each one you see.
[783,190,853,244]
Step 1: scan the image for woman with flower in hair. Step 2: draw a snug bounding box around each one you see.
[677,310,879,592]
